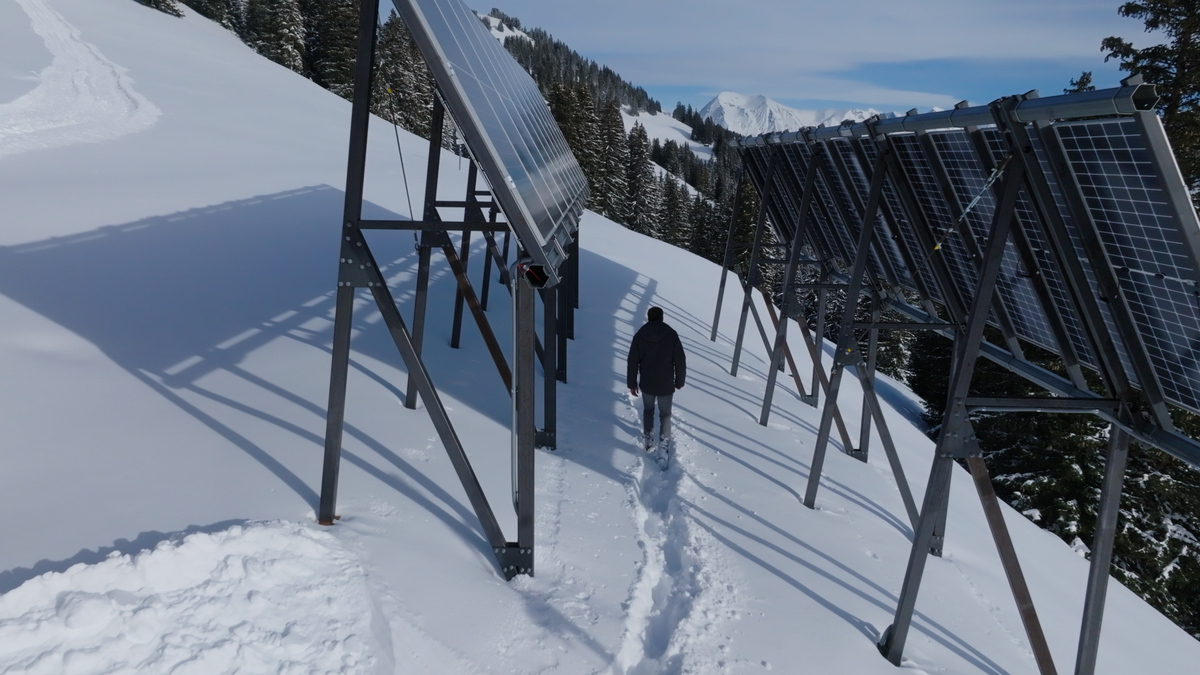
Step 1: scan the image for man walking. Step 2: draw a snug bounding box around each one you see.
[627,306,686,452]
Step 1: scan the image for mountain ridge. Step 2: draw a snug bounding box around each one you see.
[699,91,885,136]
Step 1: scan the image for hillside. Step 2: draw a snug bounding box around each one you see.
[2,1,1200,673]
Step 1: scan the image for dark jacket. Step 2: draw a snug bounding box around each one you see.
[627,320,686,396]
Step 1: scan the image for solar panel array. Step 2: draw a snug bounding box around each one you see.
[390,0,588,284]
[734,86,1200,426]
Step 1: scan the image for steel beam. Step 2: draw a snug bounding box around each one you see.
[1074,426,1130,675]
[404,96,446,409]
[805,146,889,509]
[968,455,1058,674]
[712,168,746,342]
[732,153,779,376]
[761,154,819,424]
[883,109,1027,662]
[319,0,378,524]
[512,261,537,575]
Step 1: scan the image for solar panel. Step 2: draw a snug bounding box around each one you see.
[1056,117,1200,412]
[928,130,1060,353]
[891,134,981,304]
[855,139,944,302]
[982,128,1098,367]
[390,0,588,284]
[830,138,911,285]
[733,88,1200,419]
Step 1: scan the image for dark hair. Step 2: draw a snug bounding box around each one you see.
[648,307,663,321]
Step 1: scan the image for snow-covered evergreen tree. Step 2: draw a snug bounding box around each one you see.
[299,0,357,99]
[179,0,245,33]
[595,100,629,224]
[658,176,689,249]
[372,11,433,139]
[548,83,602,205]
[245,0,305,74]
[625,122,659,237]
[138,0,184,17]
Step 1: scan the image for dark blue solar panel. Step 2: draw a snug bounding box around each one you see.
[856,140,944,302]
[929,130,1059,353]
[830,139,911,286]
[1057,118,1200,412]
[891,134,980,303]
[392,0,587,280]
[1029,127,1138,384]
[981,128,1097,367]
[784,144,850,268]
[818,141,887,281]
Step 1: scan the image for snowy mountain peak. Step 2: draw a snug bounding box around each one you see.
[698,91,883,136]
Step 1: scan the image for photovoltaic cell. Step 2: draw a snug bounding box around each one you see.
[732,85,1200,467]
[891,135,980,303]
[856,140,944,302]
[981,128,1097,368]
[929,130,1059,353]
[830,139,911,286]
[1056,118,1200,412]
[391,0,588,280]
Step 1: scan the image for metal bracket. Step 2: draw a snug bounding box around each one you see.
[494,544,534,580]
[535,429,555,449]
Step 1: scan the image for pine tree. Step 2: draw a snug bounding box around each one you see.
[372,11,433,138]
[659,176,689,248]
[549,83,603,202]
[299,0,359,99]
[179,0,244,32]
[1102,0,1200,201]
[244,0,305,74]
[138,0,184,17]
[626,123,659,236]
[1065,71,1096,93]
[596,100,630,224]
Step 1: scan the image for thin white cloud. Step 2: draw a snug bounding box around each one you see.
[465,0,1152,108]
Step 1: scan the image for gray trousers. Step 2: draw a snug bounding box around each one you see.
[641,392,673,442]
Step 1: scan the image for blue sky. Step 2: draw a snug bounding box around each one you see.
[452,0,1156,113]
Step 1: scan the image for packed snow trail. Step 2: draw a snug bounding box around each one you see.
[0,0,159,160]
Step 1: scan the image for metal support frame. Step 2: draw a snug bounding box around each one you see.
[1074,426,1130,675]
[318,0,545,580]
[805,145,890,509]
[882,106,1037,665]
[538,284,558,448]
[711,167,746,342]
[511,260,537,574]
[732,87,1200,673]
[760,155,820,423]
[731,152,779,376]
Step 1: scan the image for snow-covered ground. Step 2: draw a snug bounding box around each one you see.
[2,1,1199,673]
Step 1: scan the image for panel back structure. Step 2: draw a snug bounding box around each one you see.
[715,80,1200,674]
[319,0,587,581]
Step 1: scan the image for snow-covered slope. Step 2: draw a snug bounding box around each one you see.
[2,1,1200,673]
[699,91,883,136]
[479,13,533,44]
[620,107,713,161]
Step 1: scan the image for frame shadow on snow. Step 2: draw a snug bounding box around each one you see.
[0,186,528,540]
[0,185,655,571]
